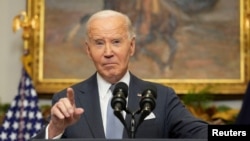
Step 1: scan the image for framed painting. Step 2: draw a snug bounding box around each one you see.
[25,0,250,94]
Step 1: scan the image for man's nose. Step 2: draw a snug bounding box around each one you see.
[104,44,113,54]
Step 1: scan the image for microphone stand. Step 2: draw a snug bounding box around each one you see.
[130,113,136,138]
[117,108,137,138]
[120,108,149,138]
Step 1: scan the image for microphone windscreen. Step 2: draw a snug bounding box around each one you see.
[142,84,157,98]
[113,82,128,97]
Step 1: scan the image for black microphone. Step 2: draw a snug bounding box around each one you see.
[111,82,128,112]
[139,85,157,124]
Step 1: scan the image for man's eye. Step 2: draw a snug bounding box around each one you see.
[112,40,121,45]
[95,41,104,45]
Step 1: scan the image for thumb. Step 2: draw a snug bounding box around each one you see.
[73,108,84,120]
[75,108,84,115]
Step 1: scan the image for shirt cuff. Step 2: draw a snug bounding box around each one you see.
[45,124,63,139]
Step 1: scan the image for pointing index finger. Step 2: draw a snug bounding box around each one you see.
[67,87,75,106]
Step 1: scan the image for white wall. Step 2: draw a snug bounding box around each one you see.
[0,0,25,103]
[0,0,243,110]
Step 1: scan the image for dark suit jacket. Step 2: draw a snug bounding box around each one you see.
[33,72,208,139]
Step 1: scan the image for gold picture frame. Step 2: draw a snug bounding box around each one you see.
[24,0,250,95]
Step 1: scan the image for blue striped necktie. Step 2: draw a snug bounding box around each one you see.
[106,84,123,139]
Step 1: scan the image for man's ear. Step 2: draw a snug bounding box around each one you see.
[85,41,91,58]
[130,37,136,56]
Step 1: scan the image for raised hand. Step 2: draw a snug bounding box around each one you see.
[48,88,84,138]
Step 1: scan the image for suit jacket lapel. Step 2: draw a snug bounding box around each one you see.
[76,74,106,138]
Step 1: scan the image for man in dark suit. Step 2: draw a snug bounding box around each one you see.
[33,9,208,139]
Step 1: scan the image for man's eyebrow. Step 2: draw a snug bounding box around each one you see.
[90,37,104,41]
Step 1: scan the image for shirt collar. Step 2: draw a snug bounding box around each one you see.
[97,71,130,98]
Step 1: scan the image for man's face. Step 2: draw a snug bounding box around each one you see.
[85,15,135,83]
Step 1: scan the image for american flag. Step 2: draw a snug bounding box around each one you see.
[0,68,44,141]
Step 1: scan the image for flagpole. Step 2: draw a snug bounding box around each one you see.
[18,70,25,140]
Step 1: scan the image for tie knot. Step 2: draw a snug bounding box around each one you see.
[110,84,115,93]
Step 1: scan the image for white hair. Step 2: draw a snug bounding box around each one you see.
[85,10,135,40]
